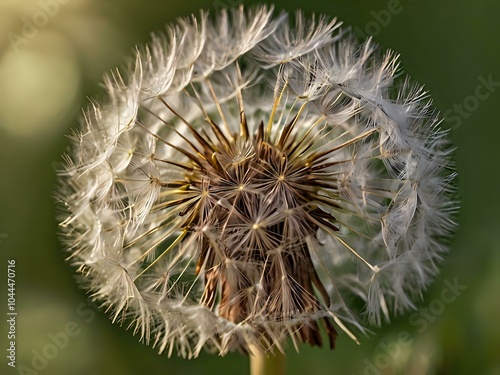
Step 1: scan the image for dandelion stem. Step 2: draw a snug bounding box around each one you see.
[249,345,286,375]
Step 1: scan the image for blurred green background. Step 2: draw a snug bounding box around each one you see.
[1,0,499,374]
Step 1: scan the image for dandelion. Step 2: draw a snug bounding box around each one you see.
[57,4,457,371]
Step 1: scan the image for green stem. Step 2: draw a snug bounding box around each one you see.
[249,345,286,375]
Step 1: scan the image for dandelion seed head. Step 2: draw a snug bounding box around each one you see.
[57,5,457,357]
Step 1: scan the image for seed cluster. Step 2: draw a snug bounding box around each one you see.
[170,108,344,347]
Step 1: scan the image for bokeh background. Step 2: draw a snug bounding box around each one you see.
[1,0,499,374]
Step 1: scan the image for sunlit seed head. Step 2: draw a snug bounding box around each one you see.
[57,5,457,358]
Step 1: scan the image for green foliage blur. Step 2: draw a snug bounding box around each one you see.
[1,0,499,374]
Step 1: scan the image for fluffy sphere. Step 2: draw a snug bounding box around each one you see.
[57,5,457,357]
